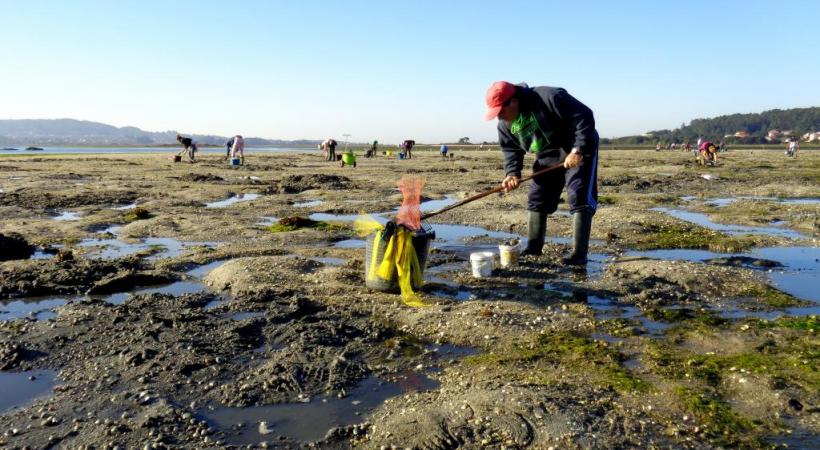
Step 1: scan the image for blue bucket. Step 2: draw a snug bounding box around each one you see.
[230,158,241,166]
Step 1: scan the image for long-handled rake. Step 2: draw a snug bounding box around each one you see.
[419,162,565,221]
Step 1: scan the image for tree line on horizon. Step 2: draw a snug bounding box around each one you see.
[603,107,820,145]
[3,108,819,147]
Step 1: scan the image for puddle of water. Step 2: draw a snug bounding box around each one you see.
[52,211,81,221]
[96,225,123,235]
[653,207,806,239]
[543,282,575,297]
[716,305,820,320]
[200,373,438,444]
[312,257,345,266]
[186,260,228,278]
[583,252,609,280]
[134,281,206,299]
[764,428,820,449]
[35,310,57,321]
[113,202,138,210]
[333,239,365,249]
[80,236,216,260]
[429,289,473,301]
[591,332,624,344]
[0,370,57,413]
[257,216,279,226]
[418,195,459,213]
[99,281,208,305]
[588,296,670,336]
[0,297,69,321]
[623,357,643,371]
[626,246,819,303]
[426,262,465,275]
[204,293,232,311]
[31,249,57,260]
[700,197,820,208]
[3,259,221,315]
[205,193,260,208]
[753,247,820,303]
[229,311,265,321]
[625,249,727,261]
[293,200,323,208]
[309,212,384,223]
[428,343,479,359]
[428,224,521,259]
[430,223,519,245]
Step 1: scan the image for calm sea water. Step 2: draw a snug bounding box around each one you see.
[0,146,313,155]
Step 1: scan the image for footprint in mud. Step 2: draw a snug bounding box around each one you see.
[364,382,667,448]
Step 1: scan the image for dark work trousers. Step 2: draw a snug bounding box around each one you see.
[527,151,598,214]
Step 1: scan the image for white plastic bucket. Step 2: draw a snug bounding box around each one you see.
[470,251,495,278]
[498,243,521,268]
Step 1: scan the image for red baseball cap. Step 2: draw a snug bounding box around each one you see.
[485,81,516,120]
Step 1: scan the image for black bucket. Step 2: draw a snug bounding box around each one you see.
[365,222,435,292]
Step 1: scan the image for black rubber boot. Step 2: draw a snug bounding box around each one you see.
[522,211,547,256]
[562,208,593,265]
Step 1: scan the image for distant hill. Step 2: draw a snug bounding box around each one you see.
[606,107,820,145]
[0,119,320,147]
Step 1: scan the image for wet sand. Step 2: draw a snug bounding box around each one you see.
[1,149,818,448]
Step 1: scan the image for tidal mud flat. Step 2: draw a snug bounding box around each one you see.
[0,149,818,449]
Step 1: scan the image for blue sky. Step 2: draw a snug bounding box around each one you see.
[1,0,818,143]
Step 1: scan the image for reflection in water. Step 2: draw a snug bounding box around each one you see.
[312,257,345,266]
[200,373,438,444]
[333,239,366,249]
[99,281,208,305]
[653,207,806,239]
[205,193,260,208]
[0,297,69,321]
[80,232,216,260]
[228,311,265,321]
[52,211,81,221]
[293,200,323,208]
[626,246,819,304]
[0,370,57,413]
[586,294,670,337]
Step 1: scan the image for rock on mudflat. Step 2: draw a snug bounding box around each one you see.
[0,232,34,261]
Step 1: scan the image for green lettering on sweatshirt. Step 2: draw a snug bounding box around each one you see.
[511,112,549,153]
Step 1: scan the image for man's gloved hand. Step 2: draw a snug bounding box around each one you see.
[563,151,583,169]
[502,175,520,192]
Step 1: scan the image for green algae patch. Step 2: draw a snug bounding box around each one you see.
[766,315,819,331]
[122,207,152,222]
[737,285,806,308]
[647,194,681,205]
[645,307,695,323]
[632,222,753,252]
[645,308,729,329]
[599,318,642,338]
[597,194,619,205]
[268,216,347,233]
[674,386,757,446]
[465,331,649,393]
[647,331,819,392]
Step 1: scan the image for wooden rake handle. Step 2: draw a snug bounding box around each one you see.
[419,163,564,220]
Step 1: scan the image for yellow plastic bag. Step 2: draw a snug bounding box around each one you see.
[355,215,430,307]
